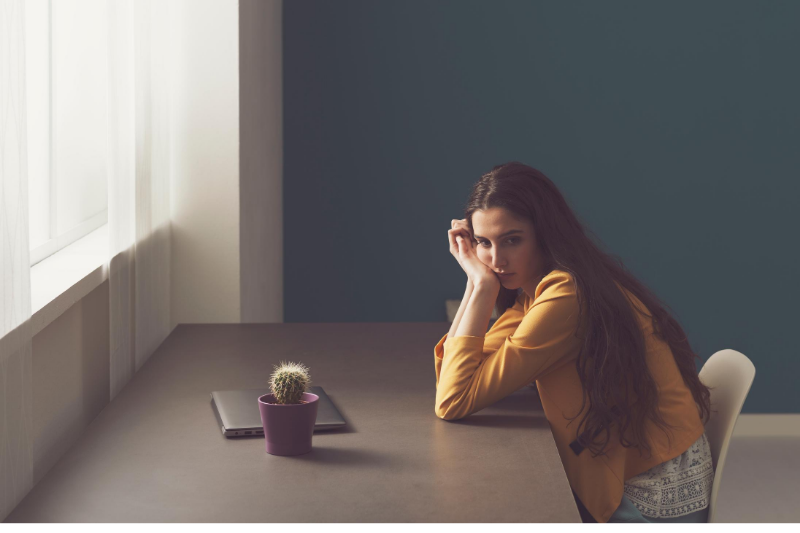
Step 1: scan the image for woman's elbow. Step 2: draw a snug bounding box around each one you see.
[434,401,466,421]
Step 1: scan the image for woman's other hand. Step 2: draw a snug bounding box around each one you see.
[448,219,500,287]
[448,219,473,273]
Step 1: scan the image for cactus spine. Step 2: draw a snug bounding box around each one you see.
[269,361,311,404]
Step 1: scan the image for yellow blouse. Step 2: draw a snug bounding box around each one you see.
[434,270,705,523]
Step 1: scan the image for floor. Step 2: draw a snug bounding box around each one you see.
[712,435,800,523]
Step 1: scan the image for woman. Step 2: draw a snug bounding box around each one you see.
[433,162,715,523]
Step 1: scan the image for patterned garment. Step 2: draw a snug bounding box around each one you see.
[623,432,715,519]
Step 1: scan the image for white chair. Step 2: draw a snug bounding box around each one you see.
[698,349,756,523]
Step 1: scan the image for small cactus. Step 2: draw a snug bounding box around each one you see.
[269,361,311,404]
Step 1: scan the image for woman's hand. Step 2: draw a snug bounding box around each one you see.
[448,219,473,273]
[448,219,500,288]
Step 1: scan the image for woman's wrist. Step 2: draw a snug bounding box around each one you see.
[454,281,500,337]
[448,279,476,339]
[473,276,500,293]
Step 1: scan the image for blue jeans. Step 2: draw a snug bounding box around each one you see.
[573,490,710,523]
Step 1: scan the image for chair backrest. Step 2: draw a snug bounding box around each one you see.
[698,349,756,523]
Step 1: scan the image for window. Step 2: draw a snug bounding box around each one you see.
[26,0,109,266]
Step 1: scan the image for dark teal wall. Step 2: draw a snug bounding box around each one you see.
[283,0,799,413]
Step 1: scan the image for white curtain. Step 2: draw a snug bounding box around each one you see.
[0,0,172,520]
[108,0,171,401]
[0,0,34,521]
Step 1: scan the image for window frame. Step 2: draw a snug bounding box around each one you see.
[28,0,109,267]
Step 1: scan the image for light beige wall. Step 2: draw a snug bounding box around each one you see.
[31,281,110,486]
[169,0,241,329]
[239,0,283,323]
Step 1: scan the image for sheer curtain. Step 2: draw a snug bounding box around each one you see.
[108,0,171,401]
[0,0,34,521]
[0,0,172,519]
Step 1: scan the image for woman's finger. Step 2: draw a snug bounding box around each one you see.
[449,228,468,249]
[452,219,471,236]
[448,228,459,250]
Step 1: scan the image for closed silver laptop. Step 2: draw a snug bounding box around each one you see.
[211,386,346,437]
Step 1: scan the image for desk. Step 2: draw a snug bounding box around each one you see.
[6,323,581,522]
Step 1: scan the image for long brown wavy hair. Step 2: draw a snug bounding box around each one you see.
[464,161,714,460]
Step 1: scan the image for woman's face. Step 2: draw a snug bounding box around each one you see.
[471,207,548,297]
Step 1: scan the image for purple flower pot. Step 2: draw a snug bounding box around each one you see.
[257,392,319,456]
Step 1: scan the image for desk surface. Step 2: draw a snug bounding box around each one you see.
[7,323,580,522]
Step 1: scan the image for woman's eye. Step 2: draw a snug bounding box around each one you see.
[479,238,519,247]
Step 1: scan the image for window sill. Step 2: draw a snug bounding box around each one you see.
[31,224,109,336]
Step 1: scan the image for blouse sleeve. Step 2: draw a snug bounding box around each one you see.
[433,292,526,388]
[433,272,583,420]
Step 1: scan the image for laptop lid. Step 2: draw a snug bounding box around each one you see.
[211,386,346,437]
